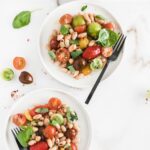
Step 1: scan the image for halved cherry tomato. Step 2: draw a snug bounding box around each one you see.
[12,113,27,126]
[103,22,115,31]
[29,105,49,117]
[30,141,48,150]
[48,97,62,110]
[65,128,77,140]
[13,57,26,70]
[50,37,59,50]
[101,47,113,58]
[43,125,56,139]
[56,48,70,63]
[59,14,73,25]
[82,46,101,60]
[71,143,78,150]
[74,25,86,33]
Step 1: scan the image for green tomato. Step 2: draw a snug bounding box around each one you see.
[72,15,85,27]
[1,68,14,81]
[90,58,103,70]
[51,113,64,125]
[87,22,101,38]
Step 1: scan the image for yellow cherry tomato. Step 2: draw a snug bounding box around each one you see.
[82,65,92,76]
[79,38,89,49]
[24,110,32,121]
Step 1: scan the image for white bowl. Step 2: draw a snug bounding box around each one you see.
[4,88,92,150]
[38,1,123,88]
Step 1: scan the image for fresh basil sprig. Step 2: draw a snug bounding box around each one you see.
[97,29,119,47]
[13,11,32,29]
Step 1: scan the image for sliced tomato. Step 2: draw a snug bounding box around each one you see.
[103,22,115,31]
[56,48,70,63]
[101,47,113,58]
[59,14,73,25]
[30,142,48,150]
[29,105,49,117]
[74,25,86,33]
[50,37,59,50]
[71,143,78,150]
[48,97,62,110]
[13,57,26,70]
[43,125,56,139]
[65,129,77,140]
[12,113,27,126]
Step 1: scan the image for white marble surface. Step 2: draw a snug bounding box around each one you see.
[0,0,150,150]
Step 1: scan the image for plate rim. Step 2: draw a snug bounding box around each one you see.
[38,0,124,88]
[3,88,92,150]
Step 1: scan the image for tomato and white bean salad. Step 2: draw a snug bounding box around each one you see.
[12,97,79,150]
[48,6,119,79]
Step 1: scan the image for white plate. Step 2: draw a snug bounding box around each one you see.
[38,1,123,88]
[4,88,92,150]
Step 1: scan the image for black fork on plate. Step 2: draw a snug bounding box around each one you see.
[85,33,127,104]
[11,128,28,150]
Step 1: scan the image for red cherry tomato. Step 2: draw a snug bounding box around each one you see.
[71,143,78,150]
[82,46,101,60]
[13,57,26,70]
[56,48,70,63]
[12,113,27,126]
[48,97,62,110]
[59,14,73,25]
[74,25,86,33]
[103,22,115,31]
[43,125,56,139]
[30,142,48,150]
[50,37,59,50]
[29,105,49,117]
[101,47,113,58]
[65,129,77,140]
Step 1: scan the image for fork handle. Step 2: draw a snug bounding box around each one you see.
[85,60,110,104]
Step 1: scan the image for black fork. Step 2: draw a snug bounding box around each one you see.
[85,33,126,104]
[11,128,28,150]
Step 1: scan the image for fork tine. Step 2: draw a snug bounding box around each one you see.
[113,33,123,49]
[113,33,124,50]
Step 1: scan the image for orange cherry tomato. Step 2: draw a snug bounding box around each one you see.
[74,25,86,33]
[43,125,56,139]
[59,14,73,25]
[48,97,62,110]
[12,113,27,126]
[13,57,26,70]
[56,48,70,63]
[101,47,113,58]
[103,22,115,31]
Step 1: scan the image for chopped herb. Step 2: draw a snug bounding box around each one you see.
[35,108,49,114]
[67,65,76,73]
[48,51,56,61]
[81,5,88,11]
[66,107,78,122]
[70,39,79,45]
[60,25,69,35]
[71,49,83,59]
[95,15,105,20]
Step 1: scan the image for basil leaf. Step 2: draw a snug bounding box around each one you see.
[60,25,69,35]
[97,29,119,47]
[48,51,56,61]
[70,39,79,45]
[81,5,88,11]
[16,126,33,148]
[67,65,76,73]
[71,49,83,59]
[66,107,78,122]
[13,11,31,29]
[35,108,49,114]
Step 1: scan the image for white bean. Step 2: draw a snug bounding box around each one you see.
[28,140,36,146]
[33,114,42,120]
[78,32,87,38]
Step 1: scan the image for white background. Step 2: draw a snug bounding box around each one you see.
[0,0,150,150]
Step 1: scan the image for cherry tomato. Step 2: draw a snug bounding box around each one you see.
[101,47,113,58]
[48,97,62,110]
[13,57,26,70]
[29,105,49,117]
[30,142,48,150]
[12,113,27,126]
[71,143,78,150]
[74,25,86,33]
[50,37,59,50]
[59,14,73,25]
[56,48,70,63]
[82,46,101,60]
[65,129,77,140]
[103,22,115,31]
[43,125,56,139]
